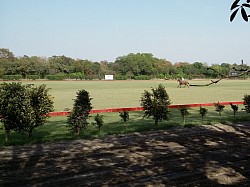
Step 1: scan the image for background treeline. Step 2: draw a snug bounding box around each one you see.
[0,48,249,80]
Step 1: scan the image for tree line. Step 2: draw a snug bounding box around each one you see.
[0,48,249,80]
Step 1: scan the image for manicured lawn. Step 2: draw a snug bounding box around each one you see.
[1,79,249,111]
[1,105,249,146]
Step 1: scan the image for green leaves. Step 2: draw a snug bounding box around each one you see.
[141,84,171,126]
[67,89,92,135]
[230,0,250,22]
[0,83,54,141]
[231,0,240,10]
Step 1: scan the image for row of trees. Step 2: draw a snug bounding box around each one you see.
[1,48,249,80]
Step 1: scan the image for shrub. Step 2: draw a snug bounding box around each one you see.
[243,94,250,113]
[179,106,190,126]
[141,84,171,126]
[27,75,40,80]
[28,85,54,137]
[230,103,238,118]
[0,83,54,142]
[67,90,92,135]
[214,101,225,116]
[119,111,129,131]
[46,73,66,80]
[94,114,104,132]
[2,75,22,80]
[199,107,208,124]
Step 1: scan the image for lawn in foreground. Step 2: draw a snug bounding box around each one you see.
[1,105,249,146]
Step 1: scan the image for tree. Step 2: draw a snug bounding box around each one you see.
[214,102,225,116]
[0,83,53,141]
[199,107,208,124]
[0,83,32,142]
[28,85,54,137]
[179,106,190,126]
[94,114,104,132]
[67,90,92,135]
[119,111,130,131]
[141,84,171,126]
[230,103,239,118]
[243,94,250,113]
[230,0,250,22]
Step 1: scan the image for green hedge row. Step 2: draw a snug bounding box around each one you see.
[2,75,22,80]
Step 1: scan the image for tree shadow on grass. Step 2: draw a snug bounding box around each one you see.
[0,122,249,186]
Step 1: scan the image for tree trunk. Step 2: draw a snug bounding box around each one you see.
[28,128,33,138]
[5,130,9,143]
[155,118,158,126]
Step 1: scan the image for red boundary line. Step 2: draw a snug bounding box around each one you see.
[48,101,244,117]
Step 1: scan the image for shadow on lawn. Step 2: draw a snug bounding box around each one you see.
[0,121,249,186]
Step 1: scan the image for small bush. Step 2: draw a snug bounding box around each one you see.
[243,94,250,113]
[67,90,92,135]
[141,84,171,126]
[27,75,40,80]
[199,107,208,124]
[94,114,104,132]
[214,101,225,116]
[2,75,22,80]
[46,74,66,80]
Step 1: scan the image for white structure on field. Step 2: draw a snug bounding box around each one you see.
[105,75,114,80]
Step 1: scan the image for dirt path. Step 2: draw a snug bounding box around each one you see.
[1,123,250,186]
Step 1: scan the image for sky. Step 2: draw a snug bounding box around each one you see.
[0,0,250,65]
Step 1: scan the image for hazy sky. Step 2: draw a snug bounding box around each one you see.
[0,0,250,65]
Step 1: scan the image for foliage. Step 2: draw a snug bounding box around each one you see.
[119,111,130,131]
[141,84,171,126]
[27,75,40,80]
[214,102,225,116]
[230,103,239,118]
[67,90,92,135]
[2,75,22,80]
[94,114,104,132]
[119,111,130,123]
[28,85,54,137]
[1,48,250,80]
[243,94,250,113]
[179,106,190,126]
[230,0,250,22]
[46,73,66,80]
[0,82,53,142]
[199,107,208,124]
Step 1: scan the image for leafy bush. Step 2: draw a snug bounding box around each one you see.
[28,85,54,137]
[179,106,190,126]
[214,102,225,116]
[199,107,208,124]
[141,84,171,125]
[94,114,104,132]
[243,94,250,113]
[119,111,130,131]
[67,90,92,135]
[230,103,238,118]
[114,75,128,80]
[2,75,22,80]
[27,75,40,80]
[134,75,151,80]
[68,72,85,80]
[46,73,66,80]
[0,83,54,142]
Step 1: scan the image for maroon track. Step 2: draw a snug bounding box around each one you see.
[49,101,244,116]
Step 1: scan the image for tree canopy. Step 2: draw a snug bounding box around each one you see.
[0,48,249,80]
[230,0,250,22]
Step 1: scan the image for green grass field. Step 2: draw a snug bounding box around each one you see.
[1,79,249,111]
[0,79,250,146]
[1,106,249,146]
